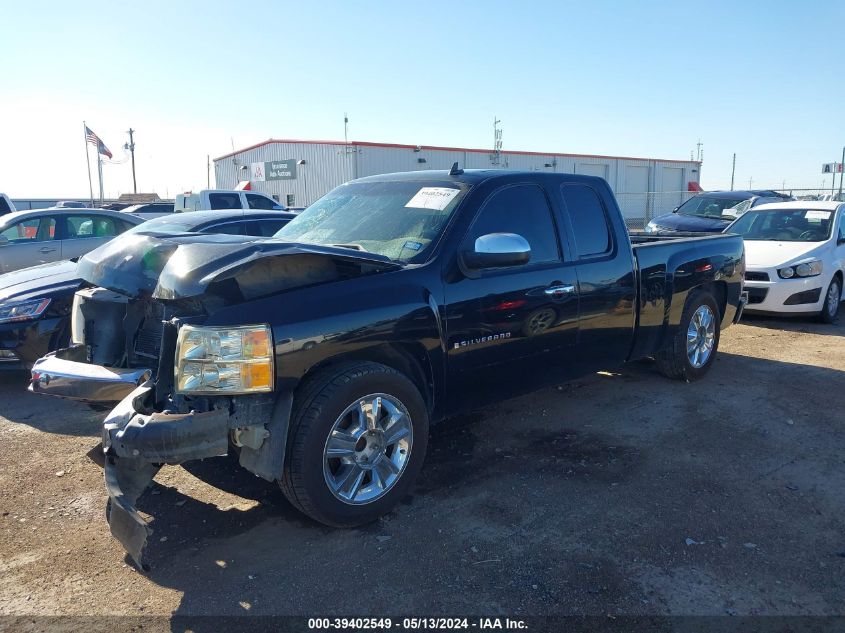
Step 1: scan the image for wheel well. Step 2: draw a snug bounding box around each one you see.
[698,280,727,319]
[296,344,435,413]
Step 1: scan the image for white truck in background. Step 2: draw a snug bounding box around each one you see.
[174,189,287,213]
[0,194,17,217]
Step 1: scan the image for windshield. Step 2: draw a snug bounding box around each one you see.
[273,180,469,262]
[728,208,834,242]
[676,195,749,218]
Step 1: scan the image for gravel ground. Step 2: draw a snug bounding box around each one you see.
[1,316,844,621]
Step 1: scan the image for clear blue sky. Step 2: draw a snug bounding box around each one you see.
[1,0,843,197]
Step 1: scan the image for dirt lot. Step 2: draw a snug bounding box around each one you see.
[1,316,843,621]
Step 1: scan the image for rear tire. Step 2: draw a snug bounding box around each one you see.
[655,290,721,381]
[818,276,841,324]
[280,361,429,527]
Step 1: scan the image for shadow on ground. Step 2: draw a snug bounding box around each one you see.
[740,313,845,337]
[0,369,101,436]
[101,352,845,626]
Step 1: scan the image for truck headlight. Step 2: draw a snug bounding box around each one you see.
[175,325,274,394]
[0,298,51,324]
[778,260,822,279]
[645,221,658,234]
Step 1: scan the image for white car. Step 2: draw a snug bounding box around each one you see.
[727,201,844,322]
[174,189,286,212]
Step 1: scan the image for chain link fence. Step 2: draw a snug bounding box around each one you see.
[616,191,697,231]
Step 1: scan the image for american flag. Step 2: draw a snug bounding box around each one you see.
[84,126,113,159]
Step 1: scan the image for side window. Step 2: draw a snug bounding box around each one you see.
[561,184,611,257]
[2,217,56,242]
[208,193,243,210]
[839,212,845,242]
[246,193,280,210]
[66,215,119,238]
[202,221,244,235]
[244,219,289,236]
[465,184,559,265]
[0,198,11,213]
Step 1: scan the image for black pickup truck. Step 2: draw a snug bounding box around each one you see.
[29,168,746,566]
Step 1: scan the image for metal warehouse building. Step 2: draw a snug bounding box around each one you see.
[214,139,701,225]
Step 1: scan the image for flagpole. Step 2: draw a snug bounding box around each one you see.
[97,154,104,206]
[83,121,94,207]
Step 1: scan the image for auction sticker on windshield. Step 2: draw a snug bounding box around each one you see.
[405,187,461,210]
[806,210,831,220]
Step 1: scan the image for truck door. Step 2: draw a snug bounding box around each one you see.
[443,182,580,408]
[557,183,636,368]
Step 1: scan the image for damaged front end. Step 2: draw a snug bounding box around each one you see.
[28,231,397,567]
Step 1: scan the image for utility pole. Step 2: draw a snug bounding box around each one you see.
[730,153,736,191]
[839,146,844,196]
[125,128,137,193]
[748,176,753,189]
[696,139,703,163]
[207,154,211,189]
[344,113,349,145]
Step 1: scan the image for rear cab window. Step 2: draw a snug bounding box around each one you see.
[246,194,280,210]
[560,184,612,258]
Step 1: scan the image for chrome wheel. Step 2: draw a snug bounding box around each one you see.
[827,279,841,318]
[686,304,716,368]
[323,393,413,505]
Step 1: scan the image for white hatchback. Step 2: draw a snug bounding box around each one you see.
[727,201,844,322]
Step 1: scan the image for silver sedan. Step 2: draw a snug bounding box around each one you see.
[0,208,144,273]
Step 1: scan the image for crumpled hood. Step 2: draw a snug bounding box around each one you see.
[651,213,732,232]
[77,231,400,300]
[743,240,824,268]
[0,259,80,302]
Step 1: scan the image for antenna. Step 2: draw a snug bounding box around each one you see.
[491,117,503,166]
[344,113,349,145]
[449,162,463,176]
[696,139,703,163]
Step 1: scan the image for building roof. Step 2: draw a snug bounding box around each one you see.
[214,138,700,165]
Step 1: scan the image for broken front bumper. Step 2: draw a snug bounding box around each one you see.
[29,347,152,403]
[102,382,230,567]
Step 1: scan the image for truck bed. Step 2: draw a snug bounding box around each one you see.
[628,231,745,361]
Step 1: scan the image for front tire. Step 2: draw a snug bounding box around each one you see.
[280,361,429,527]
[655,290,721,381]
[819,276,841,324]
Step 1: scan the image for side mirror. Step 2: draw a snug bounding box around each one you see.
[838,236,845,245]
[462,233,531,270]
[0,236,8,247]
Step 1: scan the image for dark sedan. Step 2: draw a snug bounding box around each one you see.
[645,190,793,234]
[0,210,296,367]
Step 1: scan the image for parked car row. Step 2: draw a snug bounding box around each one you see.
[645,190,793,234]
[0,210,295,367]
[643,188,845,321]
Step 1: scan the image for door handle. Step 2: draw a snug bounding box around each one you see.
[544,284,576,297]
[39,247,57,253]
